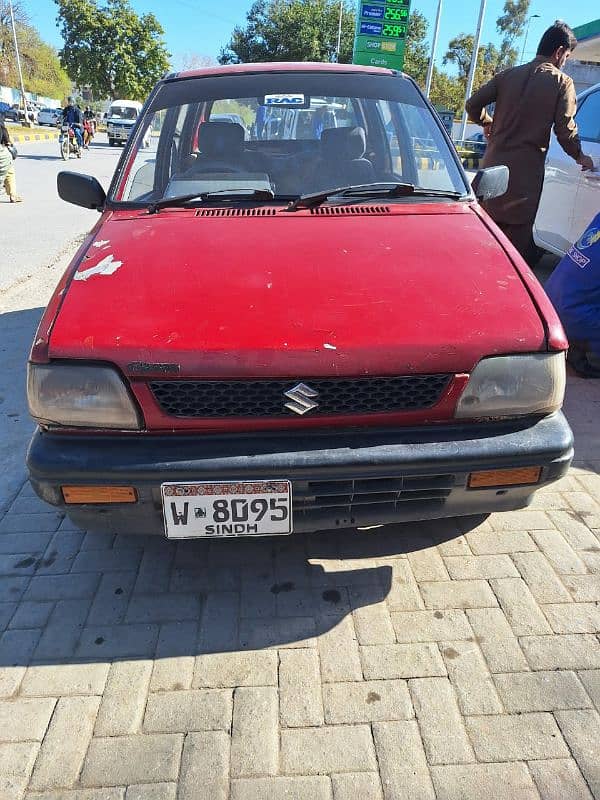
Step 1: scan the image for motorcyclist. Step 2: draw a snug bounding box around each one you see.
[62,97,84,150]
[83,105,96,148]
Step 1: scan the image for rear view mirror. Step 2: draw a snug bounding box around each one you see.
[57,171,106,211]
[471,165,509,202]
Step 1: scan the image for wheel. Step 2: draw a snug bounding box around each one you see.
[60,137,69,161]
[108,138,115,147]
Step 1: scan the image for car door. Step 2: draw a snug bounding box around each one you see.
[571,87,600,244]
[534,132,580,256]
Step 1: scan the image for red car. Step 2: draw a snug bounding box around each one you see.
[27,63,572,540]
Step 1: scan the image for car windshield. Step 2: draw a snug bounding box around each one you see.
[110,106,138,120]
[113,71,467,205]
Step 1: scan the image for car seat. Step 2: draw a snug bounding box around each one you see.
[311,126,376,190]
[192,121,247,172]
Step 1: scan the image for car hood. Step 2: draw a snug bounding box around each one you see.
[49,204,546,377]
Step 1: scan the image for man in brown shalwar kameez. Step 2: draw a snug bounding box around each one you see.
[466,21,593,264]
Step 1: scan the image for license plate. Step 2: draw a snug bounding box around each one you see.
[161,480,292,539]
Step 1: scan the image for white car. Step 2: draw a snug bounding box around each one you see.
[37,108,61,126]
[535,82,600,256]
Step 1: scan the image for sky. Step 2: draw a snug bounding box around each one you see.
[27,0,599,73]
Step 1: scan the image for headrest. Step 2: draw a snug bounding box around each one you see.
[198,121,245,156]
[321,126,367,160]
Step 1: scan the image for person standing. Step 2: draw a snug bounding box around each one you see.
[466,21,593,263]
[0,120,22,203]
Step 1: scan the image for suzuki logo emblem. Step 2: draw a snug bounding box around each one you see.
[284,383,319,415]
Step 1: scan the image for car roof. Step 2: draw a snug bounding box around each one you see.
[170,62,401,81]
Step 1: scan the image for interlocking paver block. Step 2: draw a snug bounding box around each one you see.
[20,663,110,697]
[230,687,278,777]
[531,530,587,574]
[178,731,229,800]
[0,741,39,800]
[440,640,502,715]
[26,789,126,799]
[280,725,377,774]
[493,670,591,712]
[86,572,137,626]
[542,602,600,634]
[29,696,100,791]
[144,689,232,733]
[0,576,30,602]
[372,720,435,800]
[489,578,552,636]
[331,772,383,800]
[511,551,573,603]
[34,598,92,660]
[193,651,278,688]
[198,592,239,652]
[76,624,159,659]
[466,713,570,762]
[0,696,55,742]
[520,634,600,670]
[409,678,474,764]
[24,574,99,601]
[125,593,201,624]
[317,615,362,682]
[407,547,449,582]
[150,620,197,692]
[360,643,446,679]
[0,629,40,697]
[548,511,600,550]
[323,679,412,724]
[71,548,142,573]
[385,560,423,611]
[419,580,498,610]
[95,660,153,736]
[488,511,552,530]
[555,710,600,798]
[443,555,518,580]
[349,587,395,645]
[578,670,600,712]
[80,734,183,787]
[562,575,600,602]
[231,776,333,800]
[392,610,472,642]
[125,784,177,800]
[8,601,53,630]
[528,758,594,800]
[0,512,63,534]
[465,608,529,673]
[430,763,539,800]
[466,529,536,554]
[279,649,324,727]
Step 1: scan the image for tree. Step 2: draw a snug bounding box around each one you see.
[1,1,70,100]
[219,0,356,65]
[403,10,429,86]
[429,68,463,116]
[55,0,170,100]
[496,0,530,70]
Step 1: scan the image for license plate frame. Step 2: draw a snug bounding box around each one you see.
[161,479,293,539]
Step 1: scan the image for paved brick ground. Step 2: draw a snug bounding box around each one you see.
[0,376,599,799]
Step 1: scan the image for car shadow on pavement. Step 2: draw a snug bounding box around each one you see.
[0,504,479,669]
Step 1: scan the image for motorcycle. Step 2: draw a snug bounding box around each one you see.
[59,124,82,160]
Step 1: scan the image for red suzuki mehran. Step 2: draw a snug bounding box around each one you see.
[27,63,573,540]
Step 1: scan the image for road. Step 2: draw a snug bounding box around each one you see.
[1,139,600,800]
[0,133,121,293]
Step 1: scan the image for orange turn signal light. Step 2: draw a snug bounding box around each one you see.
[468,467,542,489]
[62,486,137,504]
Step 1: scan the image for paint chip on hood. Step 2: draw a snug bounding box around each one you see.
[92,240,110,248]
[323,343,337,350]
[74,254,123,282]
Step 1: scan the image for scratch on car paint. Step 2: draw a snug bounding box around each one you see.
[267,282,273,289]
[74,254,123,282]
[323,343,337,350]
[93,240,110,248]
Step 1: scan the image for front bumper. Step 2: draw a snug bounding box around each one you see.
[27,413,573,536]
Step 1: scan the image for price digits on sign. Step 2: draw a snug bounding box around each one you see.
[382,23,407,38]
[384,0,410,5]
[384,7,408,20]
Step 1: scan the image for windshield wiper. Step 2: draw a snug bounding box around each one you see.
[147,188,275,214]
[286,182,465,211]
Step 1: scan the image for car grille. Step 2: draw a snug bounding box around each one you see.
[293,474,455,524]
[149,375,452,418]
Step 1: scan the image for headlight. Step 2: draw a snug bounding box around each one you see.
[27,363,141,430]
[455,353,566,419]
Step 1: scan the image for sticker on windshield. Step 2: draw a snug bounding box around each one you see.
[262,94,308,108]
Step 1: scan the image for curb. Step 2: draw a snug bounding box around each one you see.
[10,130,60,143]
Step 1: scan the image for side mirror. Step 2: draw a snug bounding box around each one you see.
[57,171,106,211]
[471,165,509,202]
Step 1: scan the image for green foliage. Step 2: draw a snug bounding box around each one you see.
[403,10,429,85]
[444,0,531,93]
[219,0,356,65]
[55,0,170,101]
[0,1,70,100]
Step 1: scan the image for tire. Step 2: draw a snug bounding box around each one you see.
[108,138,115,146]
[60,137,69,161]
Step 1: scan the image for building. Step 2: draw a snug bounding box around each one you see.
[565,19,600,93]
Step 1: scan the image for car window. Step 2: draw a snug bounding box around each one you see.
[110,106,138,120]
[576,91,600,143]
[115,72,467,203]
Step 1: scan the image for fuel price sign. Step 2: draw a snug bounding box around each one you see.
[352,0,412,70]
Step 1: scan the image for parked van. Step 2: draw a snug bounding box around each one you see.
[106,99,143,147]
